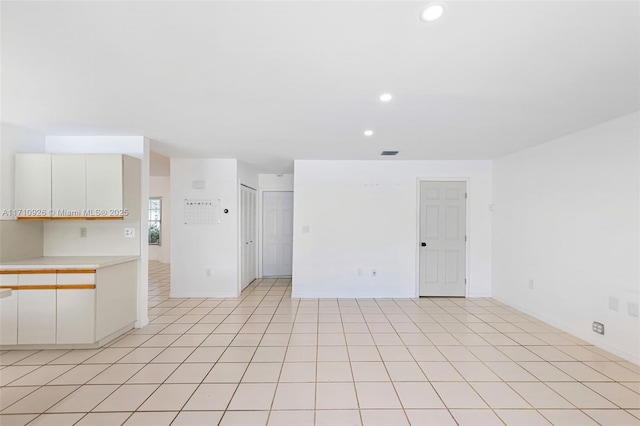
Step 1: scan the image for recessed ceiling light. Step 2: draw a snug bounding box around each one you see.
[364,130,374,136]
[420,3,444,22]
[379,93,392,102]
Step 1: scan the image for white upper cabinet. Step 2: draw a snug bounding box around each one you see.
[15,154,52,217]
[52,155,86,212]
[86,154,123,212]
[14,153,141,220]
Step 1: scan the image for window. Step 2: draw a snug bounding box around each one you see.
[149,198,162,245]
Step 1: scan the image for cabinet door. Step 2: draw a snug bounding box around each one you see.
[17,273,56,344]
[0,274,18,345]
[15,154,51,217]
[86,155,123,214]
[18,289,56,344]
[51,155,86,214]
[56,272,95,344]
[57,289,95,344]
[0,291,18,345]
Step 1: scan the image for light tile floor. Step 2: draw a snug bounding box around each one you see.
[1,261,639,425]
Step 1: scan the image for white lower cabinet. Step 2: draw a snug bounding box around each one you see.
[56,289,95,344]
[1,262,136,348]
[0,293,18,345]
[56,272,95,344]
[18,289,57,345]
[13,272,96,345]
[17,273,56,344]
[0,274,18,345]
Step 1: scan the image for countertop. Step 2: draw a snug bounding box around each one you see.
[0,256,139,271]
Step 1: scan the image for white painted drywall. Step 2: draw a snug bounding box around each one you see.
[149,176,171,263]
[170,158,239,297]
[150,150,170,177]
[45,136,146,157]
[493,112,640,364]
[43,220,141,256]
[259,173,294,191]
[0,221,44,262]
[0,123,46,216]
[292,160,492,298]
[238,161,259,190]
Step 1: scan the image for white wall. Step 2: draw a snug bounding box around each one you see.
[259,173,294,191]
[0,221,43,262]
[292,160,492,298]
[149,176,171,263]
[44,220,141,256]
[238,161,259,190]
[171,158,239,297]
[150,150,170,177]
[45,136,146,157]
[493,112,640,364]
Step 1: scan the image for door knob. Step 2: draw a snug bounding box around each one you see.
[421,242,427,247]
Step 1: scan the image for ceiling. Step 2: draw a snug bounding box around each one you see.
[2,1,638,173]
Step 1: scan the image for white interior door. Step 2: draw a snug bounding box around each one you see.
[419,181,467,297]
[263,191,294,277]
[241,185,257,289]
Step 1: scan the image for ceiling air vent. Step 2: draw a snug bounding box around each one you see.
[380,151,399,156]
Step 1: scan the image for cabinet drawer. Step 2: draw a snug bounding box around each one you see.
[0,274,18,287]
[17,273,56,286]
[56,272,95,285]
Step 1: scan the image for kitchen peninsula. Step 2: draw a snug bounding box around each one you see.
[0,255,138,349]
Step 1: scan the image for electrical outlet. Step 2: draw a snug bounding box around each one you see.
[80,227,87,238]
[372,269,377,278]
[528,279,534,290]
[592,321,605,335]
[124,228,135,238]
[609,296,619,311]
[628,302,639,318]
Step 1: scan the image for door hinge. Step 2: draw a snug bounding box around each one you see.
[465,235,467,242]
[465,278,467,285]
[465,192,468,199]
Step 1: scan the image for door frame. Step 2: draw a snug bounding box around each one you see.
[259,190,294,278]
[415,177,471,297]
